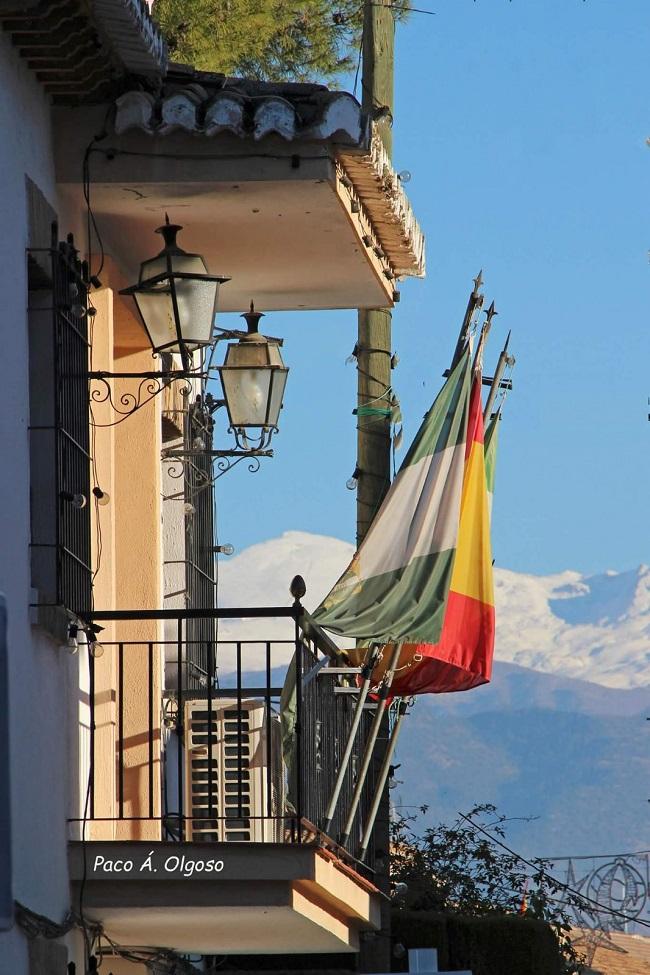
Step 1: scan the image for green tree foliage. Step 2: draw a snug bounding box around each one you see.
[151,1,409,83]
[390,805,587,974]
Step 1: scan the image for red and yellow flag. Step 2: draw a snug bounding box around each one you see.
[362,369,495,695]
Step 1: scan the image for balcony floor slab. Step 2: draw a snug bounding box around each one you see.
[69,841,381,955]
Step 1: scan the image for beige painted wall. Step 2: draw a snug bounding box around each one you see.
[90,259,164,842]
[88,288,117,841]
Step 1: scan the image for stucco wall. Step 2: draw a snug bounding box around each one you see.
[95,259,164,842]
[0,29,74,974]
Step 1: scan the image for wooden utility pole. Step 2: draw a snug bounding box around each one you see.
[356,0,394,547]
[356,5,394,973]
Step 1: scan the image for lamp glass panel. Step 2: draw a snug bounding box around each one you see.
[266,368,289,427]
[135,253,219,352]
[221,367,273,427]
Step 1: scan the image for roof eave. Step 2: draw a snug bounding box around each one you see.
[91,0,167,77]
[337,125,426,279]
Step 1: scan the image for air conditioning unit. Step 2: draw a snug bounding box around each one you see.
[184,698,284,843]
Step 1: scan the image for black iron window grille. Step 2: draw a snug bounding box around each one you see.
[28,231,92,617]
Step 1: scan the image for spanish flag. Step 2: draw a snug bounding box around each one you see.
[369,369,496,695]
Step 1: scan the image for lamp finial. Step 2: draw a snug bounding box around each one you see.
[241,301,265,335]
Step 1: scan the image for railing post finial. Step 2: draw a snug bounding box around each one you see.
[290,575,306,605]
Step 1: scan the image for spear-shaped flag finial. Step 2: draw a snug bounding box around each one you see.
[474,301,497,371]
[448,271,485,373]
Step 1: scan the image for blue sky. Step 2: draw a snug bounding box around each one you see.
[212,0,649,578]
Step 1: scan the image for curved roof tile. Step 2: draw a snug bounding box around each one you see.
[114,80,364,145]
[253,97,297,141]
[204,92,246,138]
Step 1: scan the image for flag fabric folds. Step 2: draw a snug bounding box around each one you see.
[387,369,496,695]
[312,352,472,646]
[343,368,497,694]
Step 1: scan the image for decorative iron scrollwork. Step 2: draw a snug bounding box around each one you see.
[229,425,277,453]
[88,371,193,428]
[556,853,650,965]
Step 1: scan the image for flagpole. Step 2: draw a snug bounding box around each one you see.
[320,646,380,837]
[358,698,408,862]
[472,301,497,372]
[483,330,512,422]
[449,270,484,371]
[338,641,402,849]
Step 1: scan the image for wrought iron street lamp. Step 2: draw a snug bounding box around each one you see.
[88,222,289,470]
[217,303,289,450]
[119,216,229,372]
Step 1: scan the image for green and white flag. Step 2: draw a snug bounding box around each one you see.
[313,351,472,645]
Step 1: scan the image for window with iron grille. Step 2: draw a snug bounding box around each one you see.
[28,225,92,617]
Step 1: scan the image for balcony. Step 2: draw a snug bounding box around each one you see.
[69,605,382,955]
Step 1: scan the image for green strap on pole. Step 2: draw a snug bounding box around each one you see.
[355,405,393,418]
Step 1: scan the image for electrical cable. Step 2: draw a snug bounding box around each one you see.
[459,813,650,930]
[89,146,332,164]
[81,122,116,972]
[357,384,393,407]
[14,901,76,940]
[353,30,363,97]
[82,110,112,282]
[356,364,393,389]
[371,1,434,13]
[78,756,95,965]
[543,849,650,863]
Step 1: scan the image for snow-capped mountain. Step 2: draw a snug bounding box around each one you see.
[217,531,650,689]
[216,531,649,853]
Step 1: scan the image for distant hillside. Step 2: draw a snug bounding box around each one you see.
[394,662,650,857]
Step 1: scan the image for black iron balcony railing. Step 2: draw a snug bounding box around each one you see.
[76,605,377,872]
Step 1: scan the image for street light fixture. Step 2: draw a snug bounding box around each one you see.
[89,224,288,468]
[119,216,229,372]
[217,303,289,449]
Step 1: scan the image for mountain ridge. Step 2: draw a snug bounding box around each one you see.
[217,531,650,689]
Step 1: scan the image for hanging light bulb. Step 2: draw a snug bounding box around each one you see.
[215,543,235,556]
[345,343,359,365]
[346,466,361,491]
[61,491,87,509]
[92,486,110,506]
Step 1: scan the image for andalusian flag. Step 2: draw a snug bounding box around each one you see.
[313,352,472,645]
[358,368,496,695]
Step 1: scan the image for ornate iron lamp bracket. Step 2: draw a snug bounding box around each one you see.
[88,369,201,428]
